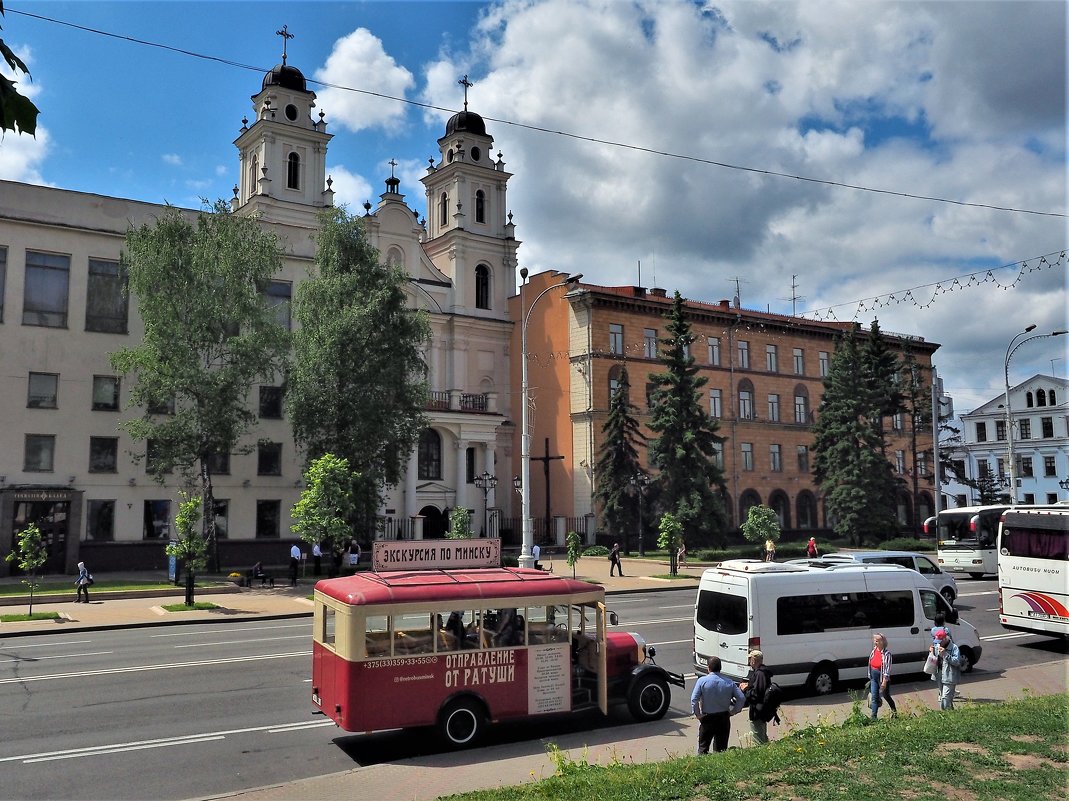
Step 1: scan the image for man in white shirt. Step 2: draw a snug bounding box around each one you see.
[312,543,322,576]
[532,543,542,571]
[289,543,301,586]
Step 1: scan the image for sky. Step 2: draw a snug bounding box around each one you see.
[2,0,1066,416]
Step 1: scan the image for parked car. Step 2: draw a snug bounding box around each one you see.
[812,551,958,604]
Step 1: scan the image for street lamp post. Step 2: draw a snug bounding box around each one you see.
[1003,325,1067,503]
[474,471,497,537]
[519,271,583,569]
[629,473,652,557]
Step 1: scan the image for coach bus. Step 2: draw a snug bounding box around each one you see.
[997,506,1069,639]
[311,566,685,747]
[931,505,1010,578]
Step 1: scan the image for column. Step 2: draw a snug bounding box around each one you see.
[454,438,468,512]
[404,450,418,518]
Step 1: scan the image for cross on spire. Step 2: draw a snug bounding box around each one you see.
[276,25,294,65]
[458,74,474,110]
[388,158,398,178]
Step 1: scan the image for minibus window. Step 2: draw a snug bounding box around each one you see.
[322,607,336,647]
[366,614,390,657]
[696,590,747,635]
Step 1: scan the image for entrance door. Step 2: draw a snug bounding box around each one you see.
[419,506,447,539]
[12,501,70,574]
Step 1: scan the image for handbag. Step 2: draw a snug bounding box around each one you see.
[87,574,95,586]
[923,652,938,675]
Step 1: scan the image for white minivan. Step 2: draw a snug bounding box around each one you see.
[693,559,982,695]
[816,551,958,604]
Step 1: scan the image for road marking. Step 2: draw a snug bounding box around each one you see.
[649,638,692,646]
[0,639,93,649]
[957,591,997,598]
[0,651,112,664]
[980,632,1033,642]
[151,623,310,638]
[612,616,692,626]
[174,635,309,649]
[0,650,310,685]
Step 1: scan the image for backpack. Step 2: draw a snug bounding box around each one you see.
[759,681,784,723]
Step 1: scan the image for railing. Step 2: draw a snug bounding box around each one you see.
[424,392,490,412]
[460,393,487,412]
[427,391,450,410]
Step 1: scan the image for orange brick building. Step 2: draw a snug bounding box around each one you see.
[509,270,939,543]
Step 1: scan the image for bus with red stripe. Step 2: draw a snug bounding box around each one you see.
[997,506,1069,639]
[311,566,684,747]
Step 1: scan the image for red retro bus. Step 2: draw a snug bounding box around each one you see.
[311,566,684,747]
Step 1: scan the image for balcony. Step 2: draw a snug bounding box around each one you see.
[425,390,497,414]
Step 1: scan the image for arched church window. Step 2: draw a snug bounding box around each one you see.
[249,156,259,196]
[287,152,301,190]
[439,193,448,227]
[1026,392,1034,408]
[475,264,491,310]
[418,429,442,480]
[1036,389,1047,406]
[475,190,486,223]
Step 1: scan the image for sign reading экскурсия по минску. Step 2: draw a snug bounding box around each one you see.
[372,538,502,571]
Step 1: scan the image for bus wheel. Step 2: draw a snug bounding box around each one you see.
[958,647,974,674]
[438,698,485,748]
[628,674,671,721]
[968,573,984,579]
[940,587,956,605]
[807,663,837,696]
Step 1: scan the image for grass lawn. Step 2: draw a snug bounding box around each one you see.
[0,580,226,598]
[0,610,62,623]
[161,602,220,612]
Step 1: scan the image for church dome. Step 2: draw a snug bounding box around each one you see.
[262,64,307,93]
[445,110,487,137]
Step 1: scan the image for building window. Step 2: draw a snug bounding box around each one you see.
[148,395,175,416]
[92,376,120,411]
[1023,493,1036,504]
[1020,457,1033,478]
[737,340,750,369]
[708,338,720,366]
[24,434,55,472]
[1044,455,1056,476]
[85,258,128,333]
[466,447,476,484]
[975,422,987,442]
[1050,390,1057,404]
[1047,493,1059,504]
[475,264,490,309]
[23,250,70,327]
[895,450,906,474]
[794,390,809,424]
[86,499,115,541]
[709,389,722,418]
[146,440,173,474]
[258,442,283,476]
[1019,419,1031,439]
[818,351,830,377]
[770,444,782,472]
[0,245,6,322]
[143,500,171,539]
[27,372,58,408]
[1036,389,1047,406]
[765,344,778,372]
[1041,416,1054,438]
[644,328,657,359]
[259,386,283,419]
[741,443,754,471]
[1025,392,1034,408]
[287,152,301,189]
[996,419,1006,441]
[712,442,724,470]
[891,413,903,432]
[609,324,624,355]
[645,382,656,410]
[739,389,754,420]
[249,155,259,197]
[256,500,281,538]
[917,452,928,476]
[475,190,486,223]
[439,193,448,226]
[793,348,804,375]
[207,450,230,475]
[767,394,780,422]
[265,280,292,330]
[797,445,809,473]
[89,437,118,473]
[997,457,1006,478]
[608,365,623,398]
[418,429,442,480]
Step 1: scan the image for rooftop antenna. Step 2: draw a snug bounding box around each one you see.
[779,274,806,316]
[276,25,294,65]
[458,75,474,110]
[729,277,747,309]
[637,260,642,287]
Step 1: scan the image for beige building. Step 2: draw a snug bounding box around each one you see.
[0,60,518,575]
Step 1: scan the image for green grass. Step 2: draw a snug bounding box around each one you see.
[447,694,1068,801]
[161,601,220,612]
[0,610,62,623]
[0,580,226,598]
[649,573,699,581]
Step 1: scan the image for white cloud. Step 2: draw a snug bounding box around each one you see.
[314,29,415,133]
[162,153,183,166]
[324,164,375,211]
[0,43,49,182]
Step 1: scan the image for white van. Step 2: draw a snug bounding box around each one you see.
[817,551,958,604]
[692,559,982,695]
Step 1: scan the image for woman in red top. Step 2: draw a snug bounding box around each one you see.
[868,633,897,719]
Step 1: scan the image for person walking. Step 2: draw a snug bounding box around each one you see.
[312,542,322,577]
[868,633,897,719]
[740,649,773,745]
[764,538,776,562]
[690,656,746,754]
[74,561,91,603]
[532,543,542,571]
[608,542,624,577]
[677,542,687,567]
[930,629,961,710]
[806,537,819,558]
[289,543,301,587]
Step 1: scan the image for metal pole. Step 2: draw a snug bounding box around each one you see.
[931,365,942,516]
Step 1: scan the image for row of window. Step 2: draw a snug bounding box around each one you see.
[976,455,1061,479]
[438,188,490,227]
[738,443,810,474]
[86,497,285,540]
[975,416,1058,442]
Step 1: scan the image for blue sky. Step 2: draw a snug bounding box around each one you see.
[2,0,1066,413]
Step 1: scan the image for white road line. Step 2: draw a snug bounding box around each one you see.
[151,622,310,638]
[0,651,112,664]
[957,591,997,598]
[985,607,1000,612]
[23,736,226,763]
[267,720,336,733]
[612,616,692,626]
[174,635,309,649]
[0,640,93,649]
[649,638,692,646]
[0,650,310,685]
[980,632,1033,641]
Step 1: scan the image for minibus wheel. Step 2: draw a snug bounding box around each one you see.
[438,697,485,748]
[807,663,837,696]
[968,573,984,579]
[940,587,956,605]
[628,674,671,721]
[958,647,974,673]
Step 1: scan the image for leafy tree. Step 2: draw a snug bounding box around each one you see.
[291,454,357,575]
[0,2,39,136]
[812,325,900,545]
[741,505,781,549]
[656,512,684,576]
[594,367,645,554]
[111,202,290,570]
[4,523,47,615]
[166,492,208,606]
[565,530,583,578]
[447,506,473,540]
[287,207,430,539]
[647,291,726,545]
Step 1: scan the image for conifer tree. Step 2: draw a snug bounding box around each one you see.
[899,349,933,535]
[594,367,646,554]
[647,292,726,546]
[862,319,903,453]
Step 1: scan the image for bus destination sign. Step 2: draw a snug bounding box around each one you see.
[372,538,502,572]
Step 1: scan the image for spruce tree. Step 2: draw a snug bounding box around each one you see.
[594,367,645,554]
[862,319,903,453]
[899,349,933,535]
[647,291,726,549]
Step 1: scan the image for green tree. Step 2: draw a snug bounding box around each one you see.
[0,2,39,136]
[812,325,900,545]
[862,319,904,451]
[447,506,473,540]
[741,505,781,551]
[4,523,47,615]
[594,367,646,554]
[291,454,357,575]
[656,512,684,576]
[899,349,933,536]
[647,291,726,546]
[111,202,290,570]
[565,530,583,578]
[166,492,208,606]
[287,207,430,539]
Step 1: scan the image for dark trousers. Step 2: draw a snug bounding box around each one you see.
[313,555,321,576]
[697,711,731,754]
[289,558,299,586]
[76,584,89,603]
[610,558,623,577]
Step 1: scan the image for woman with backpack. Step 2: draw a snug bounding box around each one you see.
[869,632,897,719]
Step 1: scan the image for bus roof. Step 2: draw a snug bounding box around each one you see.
[314,567,603,607]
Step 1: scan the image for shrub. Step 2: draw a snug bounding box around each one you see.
[584,545,609,557]
[879,537,933,552]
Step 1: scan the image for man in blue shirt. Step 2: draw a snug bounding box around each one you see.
[690,656,745,754]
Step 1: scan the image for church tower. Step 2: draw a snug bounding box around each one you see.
[233,29,334,225]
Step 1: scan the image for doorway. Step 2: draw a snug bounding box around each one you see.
[12,500,70,574]
[419,505,447,539]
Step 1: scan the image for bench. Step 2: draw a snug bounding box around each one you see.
[244,569,275,588]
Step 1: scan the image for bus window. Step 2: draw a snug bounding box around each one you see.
[439,610,474,651]
[366,614,390,658]
[527,605,568,645]
[322,606,336,648]
[394,612,435,655]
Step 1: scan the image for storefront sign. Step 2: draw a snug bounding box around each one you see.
[372,538,501,571]
[12,490,71,502]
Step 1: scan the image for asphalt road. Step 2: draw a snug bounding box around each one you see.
[0,580,1063,801]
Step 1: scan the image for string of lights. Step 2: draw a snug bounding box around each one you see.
[9,7,1066,220]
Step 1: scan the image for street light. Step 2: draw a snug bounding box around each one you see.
[519,271,583,568]
[1003,325,1067,502]
[474,471,497,537]
[629,473,653,557]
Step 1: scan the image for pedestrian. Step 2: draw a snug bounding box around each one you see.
[532,542,542,571]
[739,649,773,745]
[930,629,961,710]
[868,632,897,719]
[677,542,687,567]
[74,561,91,603]
[806,537,819,558]
[312,542,322,576]
[608,542,624,577]
[289,543,301,586]
[347,540,361,572]
[690,655,746,754]
[764,538,776,562]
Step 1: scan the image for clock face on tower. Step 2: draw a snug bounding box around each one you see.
[285,104,299,121]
